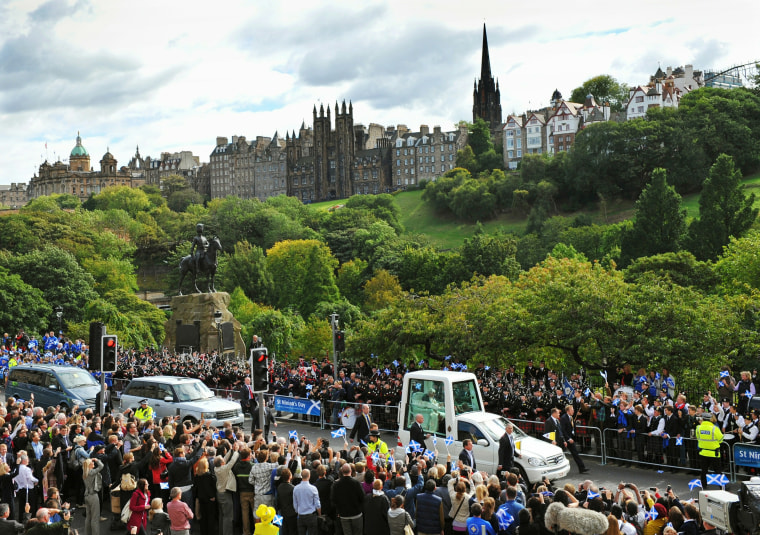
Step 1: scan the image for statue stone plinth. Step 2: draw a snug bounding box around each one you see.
[163,292,245,358]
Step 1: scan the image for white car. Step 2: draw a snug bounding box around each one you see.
[119,375,244,427]
[397,370,570,484]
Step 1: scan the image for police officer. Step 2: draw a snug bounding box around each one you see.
[133,399,154,424]
[366,430,389,457]
[697,414,724,488]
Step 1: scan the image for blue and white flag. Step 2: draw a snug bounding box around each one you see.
[485,366,490,371]
[563,377,574,396]
[445,355,452,361]
[584,388,591,397]
[688,479,702,491]
[418,359,425,366]
[647,507,659,521]
[408,440,421,451]
[371,452,380,463]
[272,515,283,527]
[331,427,347,438]
[495,506,515,531]
[676,437,683,446]
[587,490,599,500]
[600,370,608,381]
[445,436,454,447]
[706,473,729,486]
[432,436,437,446]
[384,368,391,375]
[393,360,400,367]
[289,430,298,440]
[665,377,675,388]
[423,450,435,459]
[720,370,730,378]
[306,384,313,390]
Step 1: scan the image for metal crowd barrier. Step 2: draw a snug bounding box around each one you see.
[508,417,606,465]
[602,428,736,481]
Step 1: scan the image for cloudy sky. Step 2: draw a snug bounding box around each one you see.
[1,0,758,184]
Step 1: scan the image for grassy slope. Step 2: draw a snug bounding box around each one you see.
[312,173,760,249]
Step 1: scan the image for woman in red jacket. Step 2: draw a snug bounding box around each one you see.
[148,446,173,504]
[126,478,151,535]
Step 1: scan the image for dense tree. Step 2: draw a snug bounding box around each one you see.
[0,268,48,335]
[266,239,340,318]
[570,74,629,112]
[336,259,369,307]
[714,231,760,293]
[620,168,687,265]
[467,117,494,157]
[686,154,758,260]
[0,246,98,325]
[363,269,403,312]
[219,241,273,304]
[624,251,719,293]
[343,194,403,233]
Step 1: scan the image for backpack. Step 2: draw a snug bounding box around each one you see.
[624,514,644,535]
[68,447,82,470]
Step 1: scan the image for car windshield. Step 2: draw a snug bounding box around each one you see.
[173,381,215,402]
[57,371,99,389]
[480,416,528,442]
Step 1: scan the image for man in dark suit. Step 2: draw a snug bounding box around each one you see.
[544,408,564,446]
[498,422,521,474]
[458,439,476,470]
[349,404,371,444]
[0,501,28,534]
[239,376,257,432]
[560,405,589,473]
[409,413,429,448]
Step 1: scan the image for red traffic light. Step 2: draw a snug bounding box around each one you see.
[106,339,116,348]
[256,354,266,362]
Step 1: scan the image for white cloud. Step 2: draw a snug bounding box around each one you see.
[1,0,758,182]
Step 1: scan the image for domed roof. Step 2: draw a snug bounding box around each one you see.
[70,132,88,158]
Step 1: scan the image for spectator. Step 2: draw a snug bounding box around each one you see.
[127,478,151,535]
[167,486,193,535]
[363,479,390,535]
[416,479,444,535]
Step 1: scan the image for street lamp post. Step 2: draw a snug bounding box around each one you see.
[54,306,63,335]
[213,310,222,356]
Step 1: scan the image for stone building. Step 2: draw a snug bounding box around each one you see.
[28,132,144,202]
[0,183,28,208]
[143,150,202,192]
[389,124,468,187]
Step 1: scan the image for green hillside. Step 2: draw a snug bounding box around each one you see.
[310,172,760,250]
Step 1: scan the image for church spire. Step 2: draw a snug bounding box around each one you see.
[480,23,492,84]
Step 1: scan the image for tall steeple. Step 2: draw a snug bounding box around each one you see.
[480,23,492,84]
[472,24,502,130]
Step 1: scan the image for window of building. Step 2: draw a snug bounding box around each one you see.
[517,150,522,157]
[508,151,513,158]
[635,96,644,103]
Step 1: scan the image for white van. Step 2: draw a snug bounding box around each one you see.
[397,370,570,484]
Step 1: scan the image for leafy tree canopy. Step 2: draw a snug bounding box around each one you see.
[570,74,629,112]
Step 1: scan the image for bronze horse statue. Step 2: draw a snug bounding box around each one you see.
[178,236,223,295]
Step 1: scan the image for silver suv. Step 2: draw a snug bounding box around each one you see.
[118,376,244,427]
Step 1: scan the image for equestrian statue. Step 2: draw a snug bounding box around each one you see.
[178,223,223,295]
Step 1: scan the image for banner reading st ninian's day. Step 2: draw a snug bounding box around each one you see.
[274,395,321,416]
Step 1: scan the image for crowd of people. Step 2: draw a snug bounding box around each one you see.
[0,330,753,535]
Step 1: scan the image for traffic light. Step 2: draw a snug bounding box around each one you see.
[251,347,269,393]
[101,335,118,373]
[88,322,104,371]
[334,330,345,352]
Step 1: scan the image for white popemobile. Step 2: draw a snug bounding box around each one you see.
[397,370,571,483]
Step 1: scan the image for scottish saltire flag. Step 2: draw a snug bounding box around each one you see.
[485,366,490,371]
[272,515,283,527]
[432,436,437,446]
[445,355,452,360]
[688,479,702,491]
[289,430,298,440]
[445,436,454,447]
[371,452,380,463]
[495,506,515,531]
[706,473,729,486]
[665,377,675,388]
[587,490,599,499]
[331,427,347,438]
[584,388,591,396]
[393,360,400,367]
[646,507,659,521]
[306,384,313,390]
[676,437,683,446]
[408,440,421,451]
[384,368,391,375]
[418,359,425,366]
[720,370,730,378]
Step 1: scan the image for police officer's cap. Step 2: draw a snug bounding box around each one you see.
[139,399,148,405]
